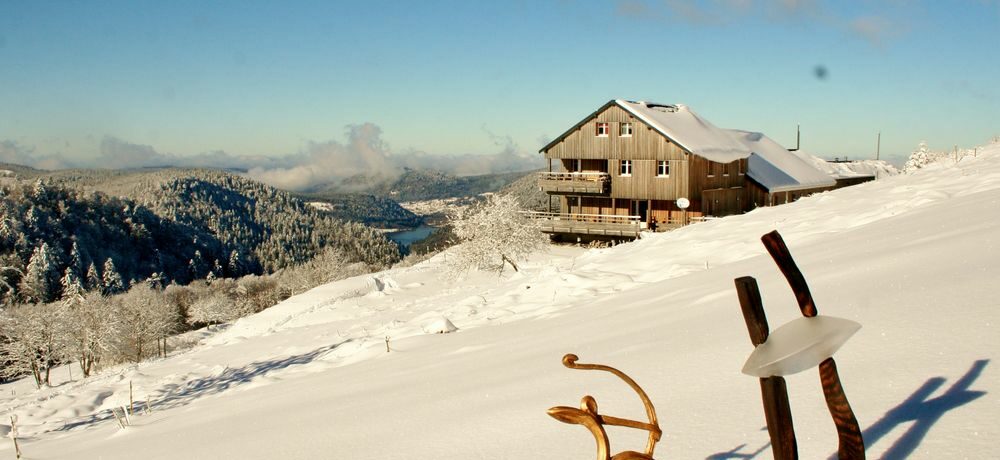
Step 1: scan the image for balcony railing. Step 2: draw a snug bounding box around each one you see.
[523,211,642,238]
[537,172,610,194]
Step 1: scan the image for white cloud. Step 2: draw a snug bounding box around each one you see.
[1,123,544,192]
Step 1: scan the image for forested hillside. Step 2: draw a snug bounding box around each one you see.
[316,168,536,202]
[0,167,401,304]
[499,171,551,211]
[297,192,423,228]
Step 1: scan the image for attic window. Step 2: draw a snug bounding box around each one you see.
[620,123,633,137]
[646,103,679,113]
[596,122,609,137]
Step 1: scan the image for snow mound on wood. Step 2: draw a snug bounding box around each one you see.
[366,276,399,295]
[790,150,899,178]
[422,317,458,334]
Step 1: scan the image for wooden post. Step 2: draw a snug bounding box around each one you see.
[130,380,134,416]
[385,336,391,353]
[10,415,21,459]
[735,277,798,460]
[548,159,554,212]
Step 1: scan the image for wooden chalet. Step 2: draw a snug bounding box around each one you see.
[533,100,837,240]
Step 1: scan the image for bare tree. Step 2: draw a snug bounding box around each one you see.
[0,303,69,388]
[64,292,120,377]
[447,194,548,278]
[187,289,234,327]
[114,287,164,363]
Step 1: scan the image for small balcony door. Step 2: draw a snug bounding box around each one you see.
[630,200,649,221]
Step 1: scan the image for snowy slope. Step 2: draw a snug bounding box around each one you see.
[3,143,999,459]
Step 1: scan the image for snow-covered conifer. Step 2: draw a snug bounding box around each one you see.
[85,262,101,291]
[903,141,947,172]
[228,250,242,277]
[68,241,85,279]
[60,266,85,301]
[102,258,126,295]
[21,243,59,303]
[146,272,165,290]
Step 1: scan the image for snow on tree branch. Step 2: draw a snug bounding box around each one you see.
[446,194,548,279]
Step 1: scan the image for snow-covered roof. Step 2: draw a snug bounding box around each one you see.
[615,100,750,164]
[788,150,898,179]
[728,130,838,193]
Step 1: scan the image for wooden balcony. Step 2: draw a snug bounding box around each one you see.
[538,172,610,195]
[523,211,642,238]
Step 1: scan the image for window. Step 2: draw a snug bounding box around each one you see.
[620,122,633,137]
[738,160,745,175]
[707,162,715,178]
[574,159,582,172]
[596,122,609,137]
[620,159,632,176]
[657,160,669,177]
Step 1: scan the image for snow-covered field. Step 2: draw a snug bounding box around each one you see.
[3,143,999,459]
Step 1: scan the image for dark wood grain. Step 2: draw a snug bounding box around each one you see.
[734,276,769,346]
[761,230,818,317]
[819,358,866,459]
[761,377,799,460]
[735,276,798,460]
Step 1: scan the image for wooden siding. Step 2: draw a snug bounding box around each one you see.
[747,179,770,209]
[578,197,620,216]
[701,187,745,216]
[746,177,835,208]
[649,200,704,225]
[544,105,690,162]
[609,159,689,200]
[689,156,747,215]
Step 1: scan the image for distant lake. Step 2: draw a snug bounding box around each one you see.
[386,225,437,248]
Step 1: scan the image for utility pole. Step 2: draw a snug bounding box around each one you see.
[875,131,881,161]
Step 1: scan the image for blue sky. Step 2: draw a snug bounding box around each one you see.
[1,0,998,171]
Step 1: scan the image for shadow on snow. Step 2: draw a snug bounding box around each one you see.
[706,359,988,460]
[57,340,350,433]
[848,358,988,460]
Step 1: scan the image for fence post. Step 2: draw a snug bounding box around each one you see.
[9,415,21,459]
